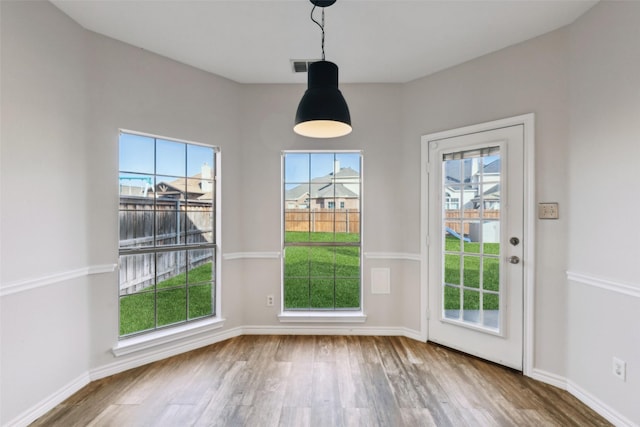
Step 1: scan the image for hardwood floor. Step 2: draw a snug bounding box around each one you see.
[32,335,610,426]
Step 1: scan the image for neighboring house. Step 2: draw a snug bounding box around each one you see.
[119,163,213,201]
[444,157,501,211]
[285,162,360,210]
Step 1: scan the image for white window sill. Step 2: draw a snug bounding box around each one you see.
[277,311,367,323]
[112,317,225,357]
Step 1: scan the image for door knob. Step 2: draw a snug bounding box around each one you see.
[508,256,520,264]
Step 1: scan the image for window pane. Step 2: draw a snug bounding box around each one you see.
[335,279,360,309]
[119,174,154,198]
[483,257,500,291]
[284,277,310,309]
[483,293,500,329]
[119,253,155,296]
[463,290,480,323]
[188,283,213,319]
[120,292,155,336]
[335,247,360,277]
[155,210,186,246]
[156,251,186,288]
[284,153,310,184]
[310,246,334,277]
[310,153,335,182]
[119,210,155,248]
[185,209,213,244]
[187,249,214,285]
[444,285,460,320]
[156,139,186,177]
[463,255,480,288]
[156,176,185,200]
[444,254,460,285]
[445,229,462,252]
[157,288,187,327]
[463,220,481,253]
[119,133,154,174]
[310,203,335,235]
[310,278,334,308]
[335,152,360,178]
[187,144,215,178]
[285,212,311,241]
[444,159,462,185]
[284,246,309,277]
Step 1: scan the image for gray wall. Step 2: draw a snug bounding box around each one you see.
[1,1,91,422]
[2,0,639,424]
[566,1,640,423]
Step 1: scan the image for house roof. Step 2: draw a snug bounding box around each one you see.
[444,158,501,183]
[155,173,213,200]
[285,167,360,200]
[285,182,358,201]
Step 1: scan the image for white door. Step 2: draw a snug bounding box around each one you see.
[424,124,525,370]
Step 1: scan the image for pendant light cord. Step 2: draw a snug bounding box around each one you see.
[310,5,326,60]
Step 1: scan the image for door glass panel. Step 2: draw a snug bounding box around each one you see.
[442,147,501,332]
[444,285,460,320]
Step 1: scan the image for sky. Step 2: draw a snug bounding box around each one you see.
[119,132,361,188]
[119,132,215,183]
[284,152,361,186]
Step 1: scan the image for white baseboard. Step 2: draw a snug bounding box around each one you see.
[531,368,636,427]
[5,372,91,427]
[567,380,637,427]
[530,368,568,389]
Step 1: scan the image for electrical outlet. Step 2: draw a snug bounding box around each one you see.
[613,357,626,381]
[266,295,274,307]
[538,203,559,219]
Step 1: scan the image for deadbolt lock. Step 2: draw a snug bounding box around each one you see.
[509,237,520,246]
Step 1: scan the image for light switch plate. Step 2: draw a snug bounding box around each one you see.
[538,203,559,219]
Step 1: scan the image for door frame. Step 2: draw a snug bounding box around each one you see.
[420,113,535,376]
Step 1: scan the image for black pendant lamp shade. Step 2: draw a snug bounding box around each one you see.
[294,0,352,138]
[294,60,351,138]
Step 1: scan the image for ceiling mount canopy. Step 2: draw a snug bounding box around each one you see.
[294,0,352,139]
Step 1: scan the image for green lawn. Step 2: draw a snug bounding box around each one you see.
[119,262,213,336]
[122,233,501,334]
[444,235,500,310]
[284,231,360,309]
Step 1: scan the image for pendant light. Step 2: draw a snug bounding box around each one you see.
[294,0,352,139]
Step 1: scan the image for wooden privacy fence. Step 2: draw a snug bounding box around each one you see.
[119,196,214,294]
[285,209,360,234]
[444,209,500,236]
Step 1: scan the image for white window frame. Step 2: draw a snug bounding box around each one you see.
[278,150,366,323]
[115,130,224,354]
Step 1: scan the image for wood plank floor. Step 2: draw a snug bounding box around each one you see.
[32,335,610,426]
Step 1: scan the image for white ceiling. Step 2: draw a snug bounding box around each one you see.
[50,0,597,84]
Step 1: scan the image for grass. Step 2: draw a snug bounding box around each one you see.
[284,231,360,310]
[122,233,501,334]
[444,235,500,310]
[119,262,213,336]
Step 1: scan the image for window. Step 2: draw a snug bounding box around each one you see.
[282,152,362,310]
[118,131,218,337]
